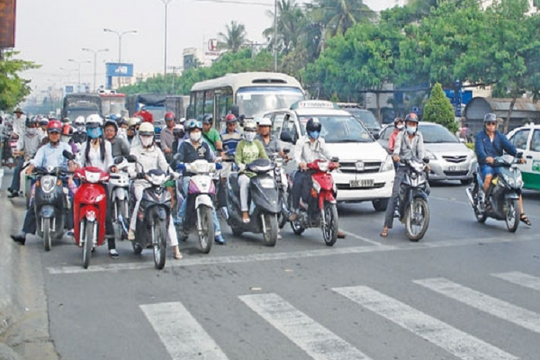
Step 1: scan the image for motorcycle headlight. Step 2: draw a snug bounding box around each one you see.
[259,178,275,189]
[85,170,101,184]
[41,175,56,193]
[502,173,515,188]
[381,155,394,172]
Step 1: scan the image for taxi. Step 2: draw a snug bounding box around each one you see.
[506,123,540,190]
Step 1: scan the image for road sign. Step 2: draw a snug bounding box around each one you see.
[106,63,134,77]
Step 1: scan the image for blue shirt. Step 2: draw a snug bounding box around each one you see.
[220,129,242,156]
[475,130,517,165]
[31,142,73,170]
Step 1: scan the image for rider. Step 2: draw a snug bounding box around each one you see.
[11,120,76,245]
[72,116,87,146]
[388,117,404,154]
[7,117,42,198]
[176,120,226,244]
[380,113,426,238]
[12,108,27,138]
[201,114,222,153]
[234,120,269,223]
[160,111,176,163]
[128,122,183,259]
[218,113,243,217]
[126,117,142,146]
[475,113,530,225]
[61,124,78,154]
[104,120,130,158]
[37,118,49,140]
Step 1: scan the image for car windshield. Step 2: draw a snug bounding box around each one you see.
[237,87,304,118]
[298,115,373,143]
[420,124,460,143]
[345,108,381,130]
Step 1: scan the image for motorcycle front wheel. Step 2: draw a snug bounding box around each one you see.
[197,206,214,254]
[505,199,519,233]
[262,214,278,247]
[114,199,127,241]
[153,220,167,270]
[405,197,430,242]
[82,221,94,269]
[42,219,52,252]
[322,202,338,247]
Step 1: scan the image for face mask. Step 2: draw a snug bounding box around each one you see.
[190,131,202,142]
[244,131,256,142]
[406,126,417,135]
[61,135,71,143]
[87,127,102,139]
[308,131,320,140]
[75,125,85,132]
[140,135,154,148]
[396,124,404,130]
[27,128,37,135]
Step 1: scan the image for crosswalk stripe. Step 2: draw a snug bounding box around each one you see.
[140,302,229,360]
[333,286,517,360]
[492,271,540,292]
[414,277,540,334]
[239,293,372,360]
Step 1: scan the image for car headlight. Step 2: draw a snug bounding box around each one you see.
[381,155,394,172]
[425,150,437,160]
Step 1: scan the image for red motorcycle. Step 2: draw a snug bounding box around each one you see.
[287,159,340,246]
[73,166,110,269]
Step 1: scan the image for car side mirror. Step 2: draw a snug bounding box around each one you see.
[372,133,380,140]
[280,131,294,144]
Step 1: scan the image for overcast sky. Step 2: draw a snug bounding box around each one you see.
[15,0,402,92]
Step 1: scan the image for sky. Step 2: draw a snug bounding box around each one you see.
[14,0,403,92]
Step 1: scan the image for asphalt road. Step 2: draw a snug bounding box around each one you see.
[2,171,540,360]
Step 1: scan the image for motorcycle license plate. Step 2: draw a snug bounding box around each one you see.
[349,179,374,188]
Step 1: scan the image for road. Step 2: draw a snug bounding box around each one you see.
[2,171,540,360]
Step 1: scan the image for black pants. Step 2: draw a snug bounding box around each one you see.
[23,198,74,234]
[9,157,24,192]
[292,170,313,210]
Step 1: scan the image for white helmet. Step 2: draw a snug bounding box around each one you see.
[257,117,272,127]
[86,114,103,128]
[74,116,86,126]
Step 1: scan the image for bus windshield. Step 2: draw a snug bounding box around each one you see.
[236,87,304,118]
[101,97,126,117]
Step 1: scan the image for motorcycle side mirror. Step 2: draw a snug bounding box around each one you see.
[126,155,137,163]
[331,157,339,163]
[114,156,124,165]
[423,157,430,164]
[62,150,75,160]
[280,131,294,144]
[283,148,291,154]
[516,152,523,159]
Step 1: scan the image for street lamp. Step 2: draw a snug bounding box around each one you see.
[82,48,109,92]
[103,28,137,88]
[68,59,91,92]
[273,0,277,71]
[159,0,175,94]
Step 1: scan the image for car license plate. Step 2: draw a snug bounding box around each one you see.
[349,179,374,188]
[448,166,467,171]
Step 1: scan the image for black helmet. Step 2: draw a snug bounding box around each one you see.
[104,120,118,133]
[404,113,419,123]
[202,113,213,125]
[484,113,497,123]
[306,117,322,133]
[26,117,38,127]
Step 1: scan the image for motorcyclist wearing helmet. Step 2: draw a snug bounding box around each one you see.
[11,120,76,245]
[117,117,129,139]
[176,120,226,244]
[234,119,269,223]
[128,122,183,259]
[255,117,287,159]
[201,114,222,152]
[388,117,404,154]
[72,116,87,145]
[127,117,142,146]
[7,117,42,198]
[218,113,243,216]
[61,124,78,154]
[289,117,333,220]
[37,118,49,140]
[475,113,530,225]
[77,115,114,172]
[160,111,176,163]
[104,120,130,158]
[381,112,426,237]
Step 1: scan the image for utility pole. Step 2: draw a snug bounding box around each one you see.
[82,48,109,92]
[159,0,175,94]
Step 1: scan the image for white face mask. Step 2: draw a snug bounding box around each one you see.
[140,135,154,147]
[406,126,417,135]
[190,131,202,142]
[27,128,37,135]
[244,131,256,142]
[396,124,404,130]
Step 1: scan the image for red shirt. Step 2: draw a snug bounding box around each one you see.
[388,129,400,153]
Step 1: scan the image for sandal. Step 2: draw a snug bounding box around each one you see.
[520,213,531,226]
[380,227,388,238]
[173,250,183,260]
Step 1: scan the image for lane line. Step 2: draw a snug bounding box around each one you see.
[414,277,540,334]
[341,231,384,246]
[46,235,536,275]
[239,293,371,360]
[492,271,540,292]
[140,302,229,360]
[333,286,517,360]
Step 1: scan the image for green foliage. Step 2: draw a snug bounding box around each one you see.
[218,21,247,53]
[0,50,40,111]
[423,83,458,133]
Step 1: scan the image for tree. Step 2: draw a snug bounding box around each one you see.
[0,50,40,111]
[311,0,375,38]
[423,83,457,133]
[218,21,247,53]
[263,0,305,56]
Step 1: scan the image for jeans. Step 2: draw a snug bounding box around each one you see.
[177,176,222,236]
[9,157,24,192]
[383,167,406,228]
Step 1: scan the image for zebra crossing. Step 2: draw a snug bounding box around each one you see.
[140,271,540,360]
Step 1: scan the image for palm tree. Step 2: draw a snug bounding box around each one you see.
[263,0,306,55]
[312,0,376,37]
[218,21,247,53]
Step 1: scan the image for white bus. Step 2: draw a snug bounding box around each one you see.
[189,72,305,131]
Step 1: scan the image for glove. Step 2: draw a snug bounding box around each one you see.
[137,172,145,179]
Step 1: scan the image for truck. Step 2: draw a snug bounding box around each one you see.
[126,94,186,138]
[61,94,102,120]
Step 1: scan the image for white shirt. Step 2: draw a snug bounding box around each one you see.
[78,140,114,172]
[294,135,333,164]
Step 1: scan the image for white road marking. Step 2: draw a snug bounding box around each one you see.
[239,293,371,360]
[46,235,536,275]
[333,286,517,360]
[414,277,540,334]
[492,271,540,292]
[341,230,384,246]
[140,302,229,360]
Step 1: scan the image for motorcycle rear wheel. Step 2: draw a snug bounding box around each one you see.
[262,214,278,247]
[405,197,430,242]
[198,206,214,254]
[322,202,338,247]
[82,221,94,269]
[505,199,519,233]
[43,220,52,252]
[153,220,167,270]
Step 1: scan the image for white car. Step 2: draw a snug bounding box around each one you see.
[506,123,540,191]
[263,100,394,211]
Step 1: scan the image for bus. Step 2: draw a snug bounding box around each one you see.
[189,72,305,131]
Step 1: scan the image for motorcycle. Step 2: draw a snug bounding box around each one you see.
[72,161,110,269]
[396,157,431,241]
[465,154,524,232]
[287,158,340,246]
[270,149,291,229]
[176,159,221,254]
[109,156,135,242]
[131,168,174,270]
[225,158,280,246]
[32,165,71,251]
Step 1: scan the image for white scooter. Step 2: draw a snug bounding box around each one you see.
[109,156,136,241]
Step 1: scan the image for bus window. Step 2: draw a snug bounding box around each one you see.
[203,90,214,117]
[195,91,205,119]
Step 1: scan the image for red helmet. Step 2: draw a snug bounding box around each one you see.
[225,114,237,123]
[62,124,74,136]
[133,110,154,123]
[47,120,63,133]
[165,111,175,121]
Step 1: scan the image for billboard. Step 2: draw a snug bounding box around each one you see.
[0,0,16,48]
[106,63,134,77]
